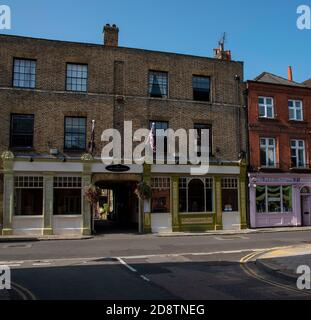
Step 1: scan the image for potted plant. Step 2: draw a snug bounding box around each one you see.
[135,181,152,200]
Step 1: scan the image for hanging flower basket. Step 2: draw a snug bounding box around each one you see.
[84,184,101,204]
[135,181,152,200]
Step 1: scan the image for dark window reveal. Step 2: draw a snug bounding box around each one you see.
[10,114,34,149]
[193,76,210,101]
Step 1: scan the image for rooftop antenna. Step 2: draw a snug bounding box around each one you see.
[219,32,226,51]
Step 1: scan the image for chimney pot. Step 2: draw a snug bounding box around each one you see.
[288,66,293,81]
[103,23,119,47]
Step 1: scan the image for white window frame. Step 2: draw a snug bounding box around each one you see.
[258,96,274,119]
[260,138,276,167]
[291,139,306,168]
[288,99,303,121]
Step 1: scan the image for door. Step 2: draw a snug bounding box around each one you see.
[301,195,311,226]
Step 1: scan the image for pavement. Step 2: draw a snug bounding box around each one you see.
[256,244,311,281]
[0,234,93,242]
[1,226,311,242]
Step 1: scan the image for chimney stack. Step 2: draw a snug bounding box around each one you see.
[103,24,119,47]
[213,35,231,61]
[288,66,293,81]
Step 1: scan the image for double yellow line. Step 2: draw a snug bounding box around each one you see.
[240,250,311,297]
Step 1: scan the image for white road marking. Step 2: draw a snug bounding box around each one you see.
[32,263,51,266]
[116,257,137,273]
[214,236,249,241]
[140,275,150,282]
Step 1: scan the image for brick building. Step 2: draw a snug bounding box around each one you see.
[247,71,311,228]
[0,25,247,236]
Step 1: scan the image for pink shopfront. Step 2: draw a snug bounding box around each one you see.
[249,173,311,228]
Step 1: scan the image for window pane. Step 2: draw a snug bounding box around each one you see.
[53,189,81,215]
[188,179,205,212]
[259,105,265,117]
[282,186,292,212]
[256,186,266,213]
[222,188,238,211]
[267,186,281,212]
[14,188,43,216]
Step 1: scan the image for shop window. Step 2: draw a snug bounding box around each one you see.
[14,176,43,216]
[151,177,170,213]
[53,177,82,215]
[179,177,213,213]
[256,185,292,214]
[221,178,238,212]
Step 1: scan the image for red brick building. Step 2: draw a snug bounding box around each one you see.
[247,71,311,228]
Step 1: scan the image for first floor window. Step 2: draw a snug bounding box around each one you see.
[221,178,238,212]
[291,139,305,168]
[260,138,276,167]
[258,96,274,118]
[256,185,292,213]
[10,114,34,149]
[14,176,43,216]
[64,117,86,151]
[288,100,303,121]
[193,76,210,101]
[13,58,36,88]
[149,71,168,98]
[151,177,170,213]
[53,177,82,215]
[66,63,88,92]
[179,177,213,213]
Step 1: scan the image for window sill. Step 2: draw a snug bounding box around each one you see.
[63,149,86,153]
[258,167,283,173]
[257,117,278,122]
[14,215,43,218]
[10,147,34,152]
[288,120,307,124]
[53,214,82,217]
[256,212,294,215]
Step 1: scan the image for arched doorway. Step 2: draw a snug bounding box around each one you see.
[300,186,311,226]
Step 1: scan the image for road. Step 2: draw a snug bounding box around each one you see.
[1,230,311,300]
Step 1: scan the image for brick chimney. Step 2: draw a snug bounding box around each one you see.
[213,39,231,61]
[103,24,119,47]
[288,66,293,81]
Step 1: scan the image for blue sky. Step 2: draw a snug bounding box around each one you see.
[1,0,310,82]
